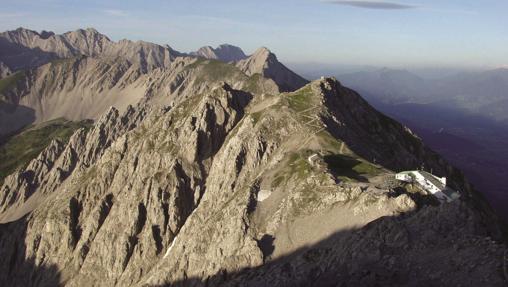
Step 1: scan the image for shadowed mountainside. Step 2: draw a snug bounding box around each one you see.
[0,215,62,286]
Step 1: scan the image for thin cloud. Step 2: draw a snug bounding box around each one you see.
[103,9,129,17]
[0,12,29,18]
[322,0,417,10]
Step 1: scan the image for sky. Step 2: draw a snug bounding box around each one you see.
[1,0,507,69]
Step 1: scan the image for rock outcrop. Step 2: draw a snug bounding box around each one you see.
[0,61,11,78]
[236,47,309,91]
[0,75,505,286]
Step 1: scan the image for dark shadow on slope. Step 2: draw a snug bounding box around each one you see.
[153,195,507,287]
[388,186,440,207]
[323,154,369,182]
[256,234,275,261]
[0,37,60,71]
[0,215,62,286]
[0,104,36,140]
[196,85,253,162]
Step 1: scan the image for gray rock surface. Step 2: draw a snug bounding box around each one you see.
[0,75,505,286]
[0,61,11,78]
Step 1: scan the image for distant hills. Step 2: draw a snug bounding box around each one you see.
[339,67,508,123]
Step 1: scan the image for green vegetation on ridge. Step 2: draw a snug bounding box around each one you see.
[0,118,92,183]
[184,59,272,95]
[285,85,314,113]
[188,59,239,84]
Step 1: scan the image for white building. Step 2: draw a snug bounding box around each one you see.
[395,170,460,203]
[307,154,319,165]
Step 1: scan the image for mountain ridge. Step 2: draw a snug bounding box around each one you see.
[0,27,184,74]
[0,27,308,93]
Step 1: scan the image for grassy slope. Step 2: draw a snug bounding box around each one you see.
[185,59,273,95]
[0,118,92,183]
[280,85,382,182]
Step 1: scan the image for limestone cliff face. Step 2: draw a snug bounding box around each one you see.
[0,76,505,286]
[0,104,148,223]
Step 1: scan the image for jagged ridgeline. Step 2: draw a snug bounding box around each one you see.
[0,28,506,287]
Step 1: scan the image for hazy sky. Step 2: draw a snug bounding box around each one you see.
[1,0,507,69]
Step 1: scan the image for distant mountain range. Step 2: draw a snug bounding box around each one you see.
[0,27,181,72]
[0,28,307,90]
[0,27,308,136]
[339,67,508,123]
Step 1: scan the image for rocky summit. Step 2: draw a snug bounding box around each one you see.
[0,28,506,287]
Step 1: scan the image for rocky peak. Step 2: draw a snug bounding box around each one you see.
[65,27,110,41]
[39,30,55,39]
[192,44,247,62]
[11,27,39,36]
[1,27,41,44]
[214,44,247,62]
[194,46,215,57]
[85,27,100,34]
[236,46,308,92]
[251,46,272,59]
